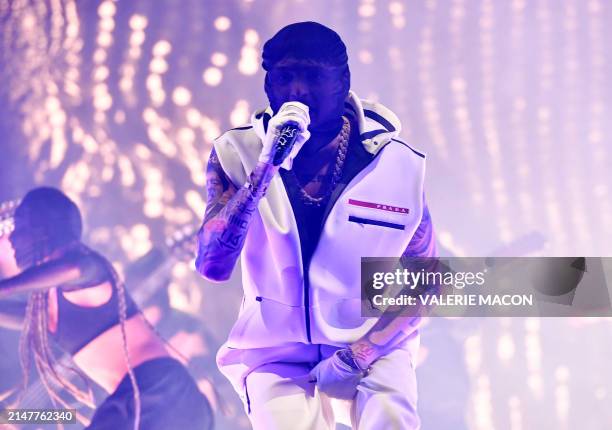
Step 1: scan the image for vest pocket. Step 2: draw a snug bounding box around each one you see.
[348,215,405,230]
[226,295,307,348]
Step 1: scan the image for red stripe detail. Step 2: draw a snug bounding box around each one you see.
[348,199,410,214]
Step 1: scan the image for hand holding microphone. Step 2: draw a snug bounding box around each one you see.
[258,101,311,170]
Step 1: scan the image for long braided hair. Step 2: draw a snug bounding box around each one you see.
[13,188,140,430]
[103,255,141,430]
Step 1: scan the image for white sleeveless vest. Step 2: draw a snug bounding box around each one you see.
[213,91,426,360]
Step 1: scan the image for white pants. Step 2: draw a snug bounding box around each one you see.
[218,343,420,430]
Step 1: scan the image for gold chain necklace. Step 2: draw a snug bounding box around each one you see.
[287,116,350,206]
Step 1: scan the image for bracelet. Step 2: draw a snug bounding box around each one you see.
[245,180,268,199]
[246,162,277,198]
[336,348,371,375]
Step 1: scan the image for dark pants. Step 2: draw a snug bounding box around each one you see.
[86,357,213,430]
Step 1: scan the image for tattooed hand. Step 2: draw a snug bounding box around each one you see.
[309,349,365,400]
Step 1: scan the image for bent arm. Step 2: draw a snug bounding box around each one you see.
[349,198,437,368]
[0,250,104,298]
[195,148,278,282]
[0,259,81,298]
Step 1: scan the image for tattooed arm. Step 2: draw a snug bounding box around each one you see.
[195,148,278,282]
[349,197,437,369]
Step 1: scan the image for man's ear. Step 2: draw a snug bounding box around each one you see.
[263,72,280,113]
[264,72,272,103]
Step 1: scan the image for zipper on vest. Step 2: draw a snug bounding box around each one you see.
[278,170,314,344]
[303,138,388,344]
[304,264,312,343]
[278,135,391,345]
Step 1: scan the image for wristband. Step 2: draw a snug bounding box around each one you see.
[336,348,371,376]
[246,161,277,199]
[245,180,268,199]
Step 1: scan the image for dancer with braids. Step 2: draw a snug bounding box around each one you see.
[0,187,213,430]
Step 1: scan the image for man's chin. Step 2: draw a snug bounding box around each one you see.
[308,116,345,135]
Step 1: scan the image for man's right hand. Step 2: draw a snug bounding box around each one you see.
[258,101,311,169]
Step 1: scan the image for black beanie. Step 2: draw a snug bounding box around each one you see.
[262,22,348,71]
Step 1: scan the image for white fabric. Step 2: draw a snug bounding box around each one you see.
[213,91,427,428]
[239,342,420,430]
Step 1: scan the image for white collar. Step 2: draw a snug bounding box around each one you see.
[251,90,402,155]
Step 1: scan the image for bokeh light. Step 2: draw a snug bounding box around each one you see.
[1,2,612,429]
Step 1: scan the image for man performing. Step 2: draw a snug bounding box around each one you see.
[196,22,435,429]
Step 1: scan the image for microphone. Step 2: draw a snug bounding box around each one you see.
[272,123,301,166]
[271,102,309,166]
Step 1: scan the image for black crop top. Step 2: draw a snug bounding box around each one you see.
[49,251,139,355]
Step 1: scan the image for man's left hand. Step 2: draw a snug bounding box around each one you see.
[309,349,367,400]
